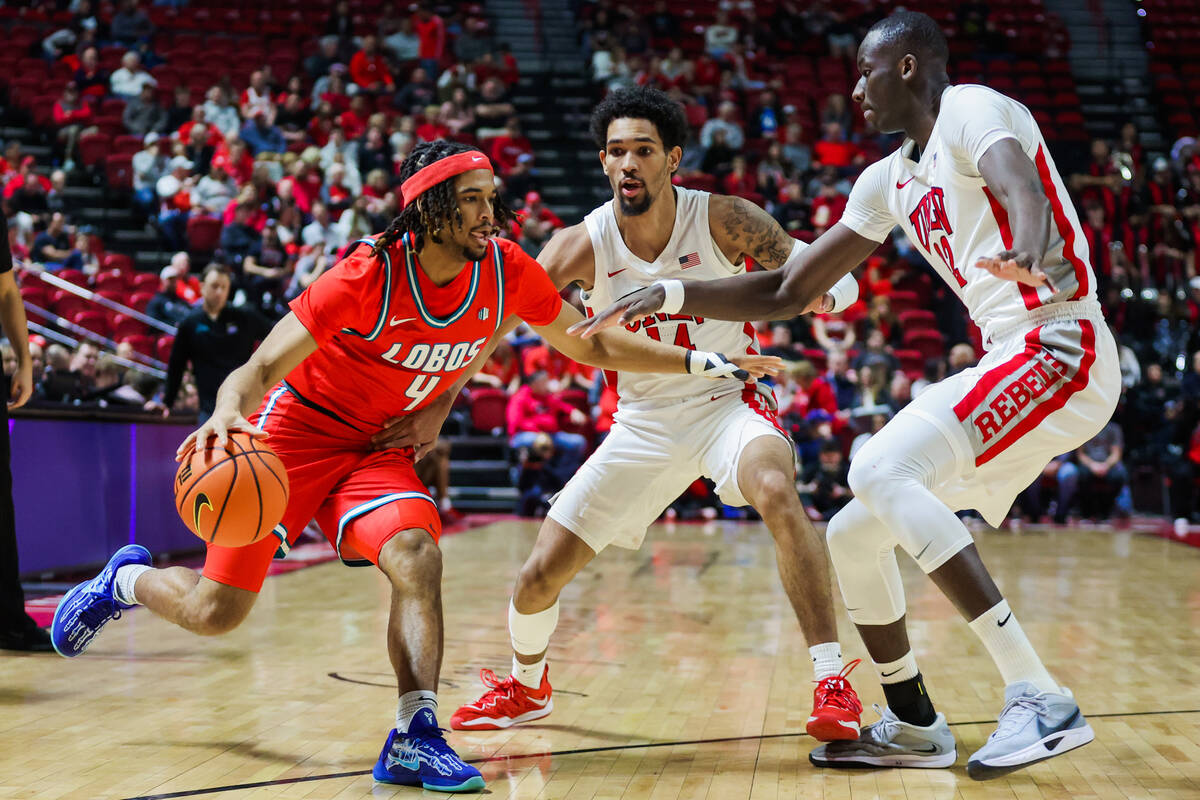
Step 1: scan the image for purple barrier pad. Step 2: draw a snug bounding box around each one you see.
[12,416,201,576]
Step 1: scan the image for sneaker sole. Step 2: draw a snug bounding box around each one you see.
[966,723,1094,780]
[809,749,958,769]
[424,775,486,793]
[450,699,553,730]
[806,716,861,742]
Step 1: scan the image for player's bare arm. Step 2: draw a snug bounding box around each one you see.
[178,313,318,457]
[537,223,598,291]
[570,223,879,337]
[974,138,1056,290]
[0,270,32,409]
[539,301,782,380]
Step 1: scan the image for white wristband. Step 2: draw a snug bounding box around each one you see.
[826,273,860,313]
[655,279,685,314]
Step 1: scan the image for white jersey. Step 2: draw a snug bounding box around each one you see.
[840,84,1097,345]
[582,186,760,408]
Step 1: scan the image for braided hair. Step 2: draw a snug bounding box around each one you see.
[371,140,511,258]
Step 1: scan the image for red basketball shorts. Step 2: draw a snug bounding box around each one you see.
[200,385,441,593]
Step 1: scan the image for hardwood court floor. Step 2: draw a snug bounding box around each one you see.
[2,520,1198,800]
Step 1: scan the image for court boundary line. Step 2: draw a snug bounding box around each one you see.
[118,708,1200,800]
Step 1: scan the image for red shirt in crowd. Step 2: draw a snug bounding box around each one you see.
[813,139,861,168]
[489,134,533,174]
[339,108,371,140]
[414,13,445,60]
[506,384,578,436]
[53,101,92,127]
[785,377,839,420]
[349,51,395,89]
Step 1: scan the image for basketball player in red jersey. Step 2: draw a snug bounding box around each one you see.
[50,141,778,794]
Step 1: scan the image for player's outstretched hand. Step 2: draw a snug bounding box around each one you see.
[976,251,1058,293]
[730,354,785,379]
[371,391,454,459]
[566,285,665,339]
[176,408,265,462]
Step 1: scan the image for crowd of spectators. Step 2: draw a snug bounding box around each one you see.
[2,0,1198,529]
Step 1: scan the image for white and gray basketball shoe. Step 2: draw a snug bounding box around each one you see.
[809,704,957,769]
[966,682,1094,780]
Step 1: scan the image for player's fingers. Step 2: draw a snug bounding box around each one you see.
[413,441,434,462]
[176,432,198,460]
[231,420,268,439]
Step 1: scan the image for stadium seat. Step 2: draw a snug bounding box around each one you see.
[77,132,112,168]
[71,310,110,337]
[156,335,175,363]
[895,348,926,380]
[128,291,155,312]
[902,329,946,361]
[131,273,160,294]
[111,314,146,342]
[56,269,89,288]
[468,388,510,434]
[186,217,224,258]
[103,253,135,273]
[897,309,937,331]
[104,154,134,190]
[888,290,922,314]
[121,334,158,357]
[93,271,130,293]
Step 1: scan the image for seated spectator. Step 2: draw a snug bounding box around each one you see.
[214,138,255,187]
[521,191,565,239]
[339,95,372,141]
[242,222,294,316]
[322,163,356,219]
[61,232,100,275]
[276,92,312,144]
[384,16,421,62]
[286,247,333,301]
[780,122,812,176]
[762,323,800,360]
[191,160,237,215]
[471,338,520,390]
[31,213,73,268]
[415,105,450,143]
[854,361,893,411]
[798,439,852,520]
[110,0,153,46]
[440,90,476,136]
[700,101,746,151]
[514,432,567,517]
[240,110,286,156]
[110,51,156,100]
[520,341,593,390]
[73,47,109,99]
[305,37,341,80]
[473,77,516,139]
[507,371,589,474]
[780,359,839,429]
[723,155,757,196]
[155,156,195,249]
[888,371,912,414]
[1056,421,1133,521]
[123,82,167,137]
[146,262,195,326]
[704,10,739,58]
[240,71,276,124]
[394,66,437,115]
[52,83,96,170]
[946,342,977,375]
[350,35,395,92]
[853,328,900,373]
[813,121,864,171]
[413,4,447,78]
[489,118,533,176]
[824,348,860,411]
[3,157,51,215]
[219,202,260,265]
[201,86,241,140]
[302,202,347,255]
[812,308,856,352]
[132,132,170,210]
[183,123,216,176]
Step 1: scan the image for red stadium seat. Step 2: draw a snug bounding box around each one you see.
[801,348,828,371]
[888,290,922,315]
[897,309,937,332]
[186,216,223,257]
[157,335,175,363]
[468,388,509,434]
[131,273,160,293]
[93,270,130,293]
[77,132,112,168]
[104,154,134,190]
[51,289,86,320]
[895,348,926,380]
[71,310,110,337]
[902,329,946,361]
[103,253,135,272]
[111,314,146,341]
[56,269,90,287]
[128,292,155,312]
[122,334,158,356]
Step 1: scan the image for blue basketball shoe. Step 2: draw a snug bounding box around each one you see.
[373,708,485,793]
[51,544,152,658]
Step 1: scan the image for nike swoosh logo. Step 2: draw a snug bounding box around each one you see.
[1044,736,1063,751]
[912,744,940,753]
[880,668,904,678]
[607,268,627,278]
[1037,707,1079,740]
[389,316,416,326]
[997,612,1012,627]
[471,155,486,163]
[525,695,550,708]
[897,176,916,189]
[914,541,933,559]
[192,492,212,534]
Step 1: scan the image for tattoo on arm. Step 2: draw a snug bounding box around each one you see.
[717,196,794,269]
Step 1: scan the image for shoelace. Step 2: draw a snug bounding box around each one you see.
[813,658,864,715]
[473,668,521,709]
[77,593,121,630]
[868,704,900,744]
[991,694,1048,740]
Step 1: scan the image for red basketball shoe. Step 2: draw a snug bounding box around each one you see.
[450,667,553,730]
[806,659,864,741]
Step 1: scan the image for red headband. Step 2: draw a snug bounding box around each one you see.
[400,151,494,207]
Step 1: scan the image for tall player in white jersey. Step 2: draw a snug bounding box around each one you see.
[448,86,867,742]
[578,12,1120,780]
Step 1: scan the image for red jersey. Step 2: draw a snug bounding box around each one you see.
[287,234,563,433]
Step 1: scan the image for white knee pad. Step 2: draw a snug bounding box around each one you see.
[825,500,907,626]
[509,599,559,656]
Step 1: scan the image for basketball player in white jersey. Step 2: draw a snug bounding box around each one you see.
[576,12,1119,780]
[446,86,866,741]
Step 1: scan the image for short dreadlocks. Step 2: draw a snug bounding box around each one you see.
[371,139,510,257]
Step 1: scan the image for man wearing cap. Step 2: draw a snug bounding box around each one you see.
[132,132,170,211]
[156,156,195,249]
[146,259,194,327]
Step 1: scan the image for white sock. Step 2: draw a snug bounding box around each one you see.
[512,655,546,689]
[872,651,919,685]
[508,599,559,689]
[968,599,1058,693]
[809,642,844,681]
[396,690,438,732]
[113,564,152,606]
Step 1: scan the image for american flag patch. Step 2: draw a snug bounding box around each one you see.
[678,252,701,269]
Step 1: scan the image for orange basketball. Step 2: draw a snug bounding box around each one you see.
[173,432,290,548]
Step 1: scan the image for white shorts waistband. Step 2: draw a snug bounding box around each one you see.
[986,299,1104,345]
